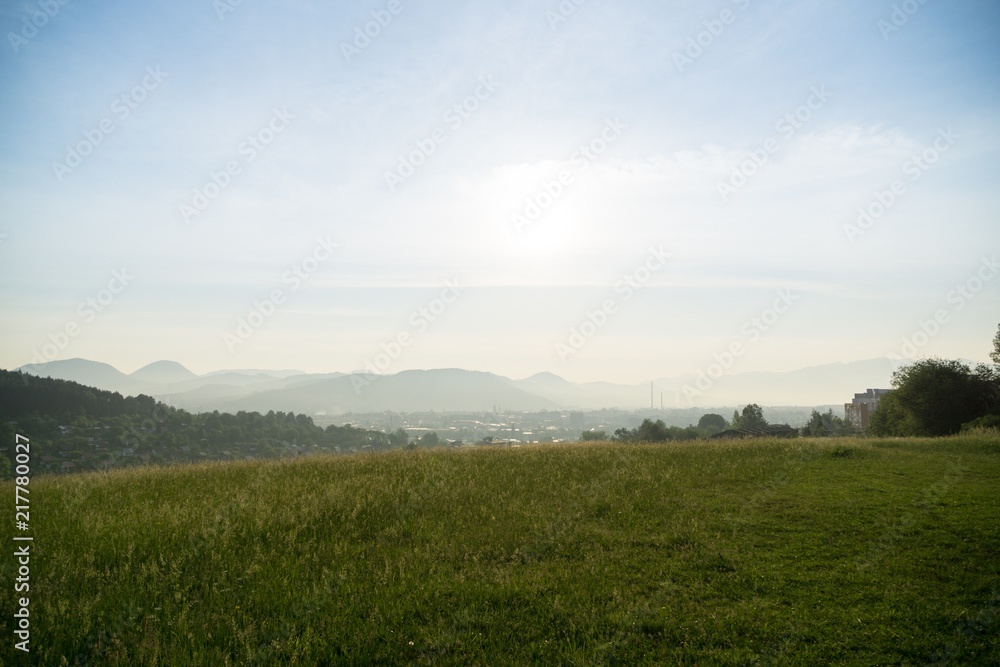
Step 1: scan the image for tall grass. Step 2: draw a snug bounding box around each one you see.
[3,435,998,665]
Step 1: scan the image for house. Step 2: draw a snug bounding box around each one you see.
[845,388,893,431]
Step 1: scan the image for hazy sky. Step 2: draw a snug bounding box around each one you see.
[1,0,998,384]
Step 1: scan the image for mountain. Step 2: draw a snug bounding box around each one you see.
[17,358,140,395]
[512,372,639,408]
[13,357,907,415]
[129,360,197,385]
[203,368,306,379]
[519,371,571,386]
[219,369,560,414]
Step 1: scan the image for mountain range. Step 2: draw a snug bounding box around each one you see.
[11,357,905,415]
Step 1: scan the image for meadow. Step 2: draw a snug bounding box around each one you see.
[3,435,999,665]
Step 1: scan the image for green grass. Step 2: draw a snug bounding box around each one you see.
[3,436,999,665]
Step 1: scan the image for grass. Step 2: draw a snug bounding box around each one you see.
[2,435,999,665]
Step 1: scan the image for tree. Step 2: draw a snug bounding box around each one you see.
[974,362,1000,418]
[581,430,607,441]
[635,418,670,443]
[613,427,634,443]
[992,323,1000,365]
[869,391,914,437]
[388,428,409,448]
[732,404,767,430]
[697,413,728,433]
[417,432,441,447]
[0,421,12,480]
[803,409,852,437]
[877,359,988,436]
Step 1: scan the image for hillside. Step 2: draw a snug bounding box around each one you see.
[0,369,397,473]
[6,436,998,664]
[0,368,156,421]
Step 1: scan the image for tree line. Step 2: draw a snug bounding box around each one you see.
[0,370,401,472]
[582,405,809,443]
[870,324,1000,436]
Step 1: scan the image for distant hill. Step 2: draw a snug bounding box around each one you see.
[14,356,908,415]
[219,369,560,414]
[18,358,140,395]
[129,360,198,385]
[203,368,306,379]
[512,373,639,408]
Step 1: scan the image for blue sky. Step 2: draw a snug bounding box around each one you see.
[1,0,998,384]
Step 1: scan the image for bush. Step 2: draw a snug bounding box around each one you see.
[960,415,1000,432]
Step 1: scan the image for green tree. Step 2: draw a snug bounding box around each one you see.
[697,413,728,434]
[803,410,826,437]
[803,409,852,437]
[418,432,441,447]
[635,418,670,443]
[732,404,767,430]
[581,430,607,441]
[669,425,701,441]
[0,421,13,480]
[869,391,913,437]
[388,428,410,448]
[878,359,988,436]
[992,323,1000,365]
[613,427,635,443]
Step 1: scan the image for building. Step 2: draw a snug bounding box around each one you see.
[844,388,893,431]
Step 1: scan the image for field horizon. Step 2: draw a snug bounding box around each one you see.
[3,434,999,665]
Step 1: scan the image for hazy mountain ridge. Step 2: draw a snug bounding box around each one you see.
[14,357,902,415]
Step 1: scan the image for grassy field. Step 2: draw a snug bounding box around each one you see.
[3,436,999,665]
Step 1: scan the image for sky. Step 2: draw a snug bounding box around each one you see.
[1,0,998,385]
